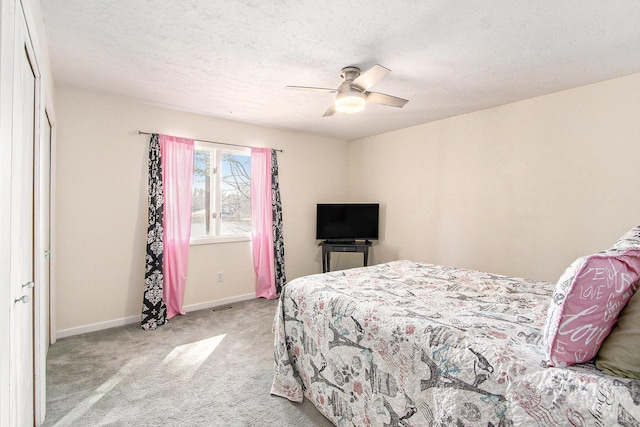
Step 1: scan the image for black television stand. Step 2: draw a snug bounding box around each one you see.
[320,240,372,273]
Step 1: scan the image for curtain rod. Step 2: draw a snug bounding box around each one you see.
[137,130,283,153]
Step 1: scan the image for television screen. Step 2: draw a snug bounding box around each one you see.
[316,203,379,241]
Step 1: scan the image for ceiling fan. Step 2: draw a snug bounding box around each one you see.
[286,64,409,116]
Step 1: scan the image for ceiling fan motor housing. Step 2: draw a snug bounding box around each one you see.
[340,66,361,83]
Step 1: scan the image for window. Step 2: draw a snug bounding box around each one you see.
[191,141,251,244]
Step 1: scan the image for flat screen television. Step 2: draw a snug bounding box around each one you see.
[316,203,379,242]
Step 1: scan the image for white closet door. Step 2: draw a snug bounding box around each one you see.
[9,4,37,425]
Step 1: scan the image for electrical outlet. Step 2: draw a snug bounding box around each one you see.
[217,272,224,282]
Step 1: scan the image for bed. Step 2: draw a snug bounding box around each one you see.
[271,259,640,426]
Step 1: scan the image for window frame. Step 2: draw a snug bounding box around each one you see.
[190,141,252,246]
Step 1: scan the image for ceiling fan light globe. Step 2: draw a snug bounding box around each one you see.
[334,91,366,114]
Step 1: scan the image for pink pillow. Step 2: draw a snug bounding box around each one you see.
[543,248,640,367]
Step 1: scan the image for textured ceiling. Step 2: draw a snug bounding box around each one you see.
[40,1,640,141]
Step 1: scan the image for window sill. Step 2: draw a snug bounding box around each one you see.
[190,235,251,246]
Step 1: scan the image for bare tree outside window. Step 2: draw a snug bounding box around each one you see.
[191,150,211,236]
[220,154,251,234]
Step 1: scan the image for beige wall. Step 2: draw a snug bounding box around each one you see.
[54,87,348,333]
[55,72,640,333]
[348,73,640,282]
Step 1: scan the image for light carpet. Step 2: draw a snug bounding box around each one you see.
[42,298,334,427]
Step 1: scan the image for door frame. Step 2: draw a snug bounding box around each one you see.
[34,102,54,425]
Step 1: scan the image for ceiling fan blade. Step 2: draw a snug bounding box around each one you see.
[352,64,390,90]
[322,103,336,117]
[285,85,337,93]
[365,91,409,108]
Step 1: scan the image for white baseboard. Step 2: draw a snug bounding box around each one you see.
[182,293,256,313]
[55,293,257,339]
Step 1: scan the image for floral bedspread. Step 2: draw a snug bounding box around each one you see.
[271,260,640,426]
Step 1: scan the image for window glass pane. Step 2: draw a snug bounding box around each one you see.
[220,153,251,235]
[192,149,211,236]
[190,144,251,241]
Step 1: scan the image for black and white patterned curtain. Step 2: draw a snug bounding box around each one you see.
[141,134,167,330]
[271,150,286,295]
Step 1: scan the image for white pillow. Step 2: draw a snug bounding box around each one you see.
[612,225,640,250]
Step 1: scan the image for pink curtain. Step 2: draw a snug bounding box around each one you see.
[251,148,277,299]
[160,134,194,318]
